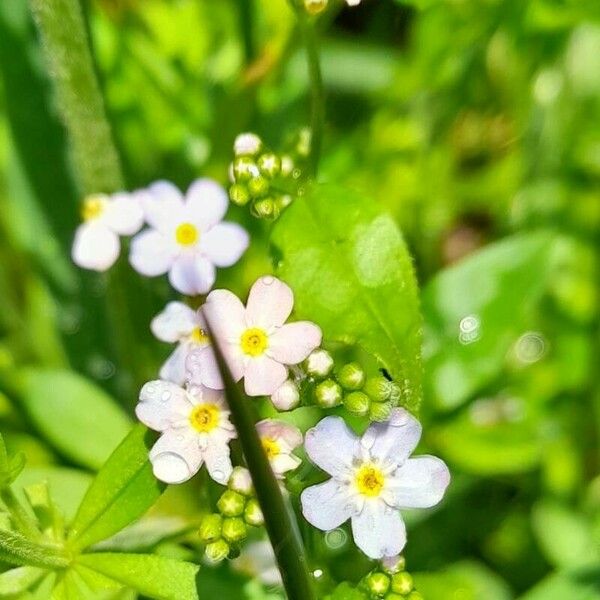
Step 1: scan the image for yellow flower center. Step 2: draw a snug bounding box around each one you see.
[189,403,220,433]
[240,328,268,357]
[175,222,199,246]
[190,327,209,344]
[82,196,107,221]
[355,464,385,497]
[261,437,280,459]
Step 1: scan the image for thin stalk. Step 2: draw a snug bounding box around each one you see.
[0,488,41,542]
[237,0,256,64]
[205,317,316,600]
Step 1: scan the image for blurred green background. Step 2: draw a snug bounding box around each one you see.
[0,0,599,598]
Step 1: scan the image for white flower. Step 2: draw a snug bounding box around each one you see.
[129,179,249,295]
[346,0,361,5]
[231,540,282,587]
[135,380,236,485]
[256,419,303,477]
[300,409,450,559]
[234,133,262,156]
[151,302,209,385]
[270,380,300,411]
[229,466,253,495]
[72,192,144,271]
[193,276,322,396]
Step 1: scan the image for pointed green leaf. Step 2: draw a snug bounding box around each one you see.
[0,566,46,595]
[272,183,422,411]
[68,425,164,552]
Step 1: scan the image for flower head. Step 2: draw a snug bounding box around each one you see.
[72,192,144,271]
[151,302,210,385]
[256,419,303,477]
[129,179,249,295]
[300,409,450,559]
[135,380,236,485]
[187,276,322,396]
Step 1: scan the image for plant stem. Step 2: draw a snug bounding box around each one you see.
[290,1,325,176]
[205,318,317,600]
[0,488,41,542]
[237,0,256,64]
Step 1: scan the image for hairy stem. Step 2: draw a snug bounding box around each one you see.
[0,488,41,542]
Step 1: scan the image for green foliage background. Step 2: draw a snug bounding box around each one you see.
[0,0,599,598]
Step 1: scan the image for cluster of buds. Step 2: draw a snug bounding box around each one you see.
[228,132,307,220]
[199,467,264,563]
[359,556,422,600]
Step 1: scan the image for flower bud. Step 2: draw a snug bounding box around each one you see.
[271,380,300,411]
[234,133,262,157]
[343,391,370,416]
[244,498,264,526]
[364,376,394,402]
[217,490,245,517]
[338,362,366,390]
[229,183,250,206]
[276,194,293,210]
[305,349,334,378]
[199,513,222,543]
[248,175,270,197]
[314,379,342,408]
[406,593,423,600]
[369,401,392,422]
[221,517,248,543]
[391,572,413,595]
[384,594,404,600]
[229,467,253,496]
[304,0,328,14]
[251,197,278,220]
[280,155,294,177]
[233,156,259,182]
[257,153,281,178]
[381,554,405,574]
[205,539,230,563]
[365,572,390,596]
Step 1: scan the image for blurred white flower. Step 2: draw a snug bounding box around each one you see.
[270,379,300,411]
[346,0,361,5]
[129,179,249,296]
[135,380,236,485]
[256,419,303,477]
[188,276,322,396]
[231,540,282,587]
[301,409,450,559]
[151,302,209,385]
[72,192,144,271]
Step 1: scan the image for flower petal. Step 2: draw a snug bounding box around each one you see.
[268,322,322,365]
[301,479,353,531]
[149,429,202,484]
[159,344,191,385]
[168,254,216,295]
[130,229,176,276]
[246,276,294,329]
[151,302,199,343]
[184,178,229,230]
[256,419,303,450]
[351,501,406,559]
[361,408,422,468]
[201,222,249,267]
[244,356,287,396]
[271,453,301,475]
[386,456,450,509]
[103,192,145,235]
[143,181,185,233]
[72,223,120,271]
[203,289,247,341]
[187,347,225,389]
[203,442,233,485]
[135,380,192,431]
[304,416,359,478]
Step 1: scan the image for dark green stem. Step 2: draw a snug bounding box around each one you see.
[237,0,256,64]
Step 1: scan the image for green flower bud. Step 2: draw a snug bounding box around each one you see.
[369,401,393,422]
[388,383,401,406]
[406,592,423,600]
[338,362,366,390]
[217,490,245,517]
[365,572,390,596]
[305,349,334,378]
[384,594,404,600]
[343,391,371,416]
[364,376,394,402]
[198,513,222,543]
[233,156,259,182]
[229,183,250,206]
[276,194,293,210]
[280,155,294,177]
[391,572,413,595]
[251,197,278,220]
[205,539,230,563]
[244,498,264,526]
[304,0,328,14]
[221,517,247,543]
[257,153,281,178]
[234,133,262,157]
[229,466,253,496]
[382,554,405,574]
[248,175,270,197]
[314,379,342,408]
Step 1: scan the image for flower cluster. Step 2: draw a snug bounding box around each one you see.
[357,555,422,600]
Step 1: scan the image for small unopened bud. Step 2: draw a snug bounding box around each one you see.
[217,490,245,517]
[406,592,423,600]
[305,349,334,378]
[382,554,405,574]
[369,401,392,422]
[271,380,300,411]
[229,467,253,496]
[257,153,281,178]
[280,155,294,177]
[251,197,278,220]
[343,391,370,416]
[233,156,259,182]
[248,175,270,197]
[314,379,342,408]
[221,517,247,543]
[391,572,414,595]
[199,513,222,543]
[229,183,250,206]
[364,376,394,402]
[338,362,365,390]
[365,572,390,596]
[304,0,328,14]
[244,498,264,526]
[276,194,293,210]
[234,133,262,157]
[205,539,230,563]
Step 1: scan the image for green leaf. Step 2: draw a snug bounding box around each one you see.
[0,529,68,569]
[0,566,46,595]
[520,568,600,600]
[272,183,422,411]
[77,553,199,600]
[19,369,131,470]
[68,425,164,552]
[422,231,554,411]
